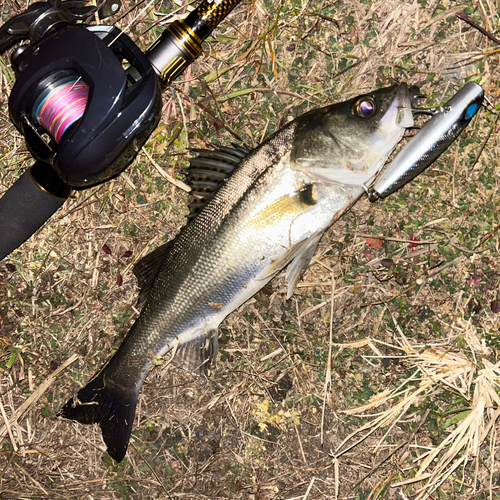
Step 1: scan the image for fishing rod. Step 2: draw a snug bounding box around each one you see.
[0,0,241,261]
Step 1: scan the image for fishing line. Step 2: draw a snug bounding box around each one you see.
[35,79,89,143]
[138,0,199,37]
[107,0,155,48]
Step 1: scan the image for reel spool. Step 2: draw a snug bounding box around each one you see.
[35,76,89,144]
[0,0,243,262]
[9,24,161,187]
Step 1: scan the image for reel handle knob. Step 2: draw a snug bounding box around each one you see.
[0,1,96,53]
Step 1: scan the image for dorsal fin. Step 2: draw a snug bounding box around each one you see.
[133,241,174,310]
[185,145,251,218]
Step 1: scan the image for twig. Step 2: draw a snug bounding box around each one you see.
[350,409,431,493]
[0,354,78,440]
[333,456,339,500]
[205,84,244,143]
[321,274,335,445]
[303,477,315,500]
[356,233,437,245]
[131,443,173,499]
[427,255,466,277]
[476,222,500,248]
[0,448,44,455]
[364,254,469,308]
[294,424,307,464]
[457,12,500,45]
[14,462,49,495]
[361,284,416,308]
[141,146,191,192]
[449,238,495,254]
[0,396,17,452]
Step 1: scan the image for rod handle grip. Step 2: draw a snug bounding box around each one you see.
[0,162,69,261]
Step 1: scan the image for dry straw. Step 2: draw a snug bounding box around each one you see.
[333,316,500,499]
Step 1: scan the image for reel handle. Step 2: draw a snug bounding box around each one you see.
[0,0,242,262]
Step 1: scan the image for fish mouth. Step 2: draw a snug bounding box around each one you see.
[378,83,415,132]
[395,83,416,128]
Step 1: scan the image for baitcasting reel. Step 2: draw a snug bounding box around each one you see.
[4,0,160,187]
[0,0,242,261]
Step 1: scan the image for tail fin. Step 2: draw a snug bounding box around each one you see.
[60,370,139,462]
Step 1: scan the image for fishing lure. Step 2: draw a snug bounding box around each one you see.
[368,81,484,201]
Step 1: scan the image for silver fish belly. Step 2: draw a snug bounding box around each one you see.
[61,83,415,462]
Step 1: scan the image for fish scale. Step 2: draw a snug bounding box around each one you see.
[61,83,415,462]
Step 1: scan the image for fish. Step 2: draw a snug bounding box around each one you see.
[60,83,415,462]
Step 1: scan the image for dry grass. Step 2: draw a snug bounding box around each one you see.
[1,0,500,498]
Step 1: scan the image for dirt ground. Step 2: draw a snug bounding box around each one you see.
[0,0,500,498]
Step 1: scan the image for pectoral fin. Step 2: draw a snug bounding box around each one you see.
[285,230,324,299]
[255,231,324,295]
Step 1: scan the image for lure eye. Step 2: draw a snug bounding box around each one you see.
[464,102,479,120]
[352,97,377,118]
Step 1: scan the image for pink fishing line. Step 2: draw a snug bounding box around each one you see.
[36,81,89,143]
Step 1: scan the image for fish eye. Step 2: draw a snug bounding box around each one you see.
[352,97,377,118]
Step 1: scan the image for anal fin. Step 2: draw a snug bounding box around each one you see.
[174,329,219,376]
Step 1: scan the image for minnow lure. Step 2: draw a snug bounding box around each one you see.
[368,81,484,201]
